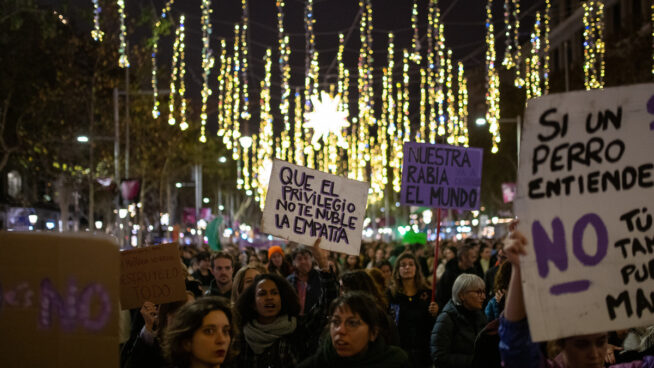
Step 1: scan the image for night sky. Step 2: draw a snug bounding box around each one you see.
[39,0,543,139]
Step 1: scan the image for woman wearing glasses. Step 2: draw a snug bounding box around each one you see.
[299,292,409,368]
[430,273,488,368]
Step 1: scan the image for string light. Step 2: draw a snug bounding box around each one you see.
[151,33,159,119]
[402,49,411,142]
[240,0,251,122]
[355,0,374,181]
[152,0,175,120]
[91,0,103,41]
[543,0,551,93]
[485,0,500,153]
[199,0,214,143]
[380,35,393,192]
[582,0,605,90]
[304,0,317,168]
[457,61,469,146]
[526,12,542,100]
[502,0,523,87]
[117,0,129,68]
[436,22,446,137]
[446,50,457,144]
[427,0,437,143]
[177,15,188,131]
[337,33,350,153]
[293,89,304,165]
[167,15,184,127]
[217,40,227,138]
[277,0,291,160]
[256,49,273,204]
[232,24,242,150]
[419,68,426,142]
[240,136,253,192]
[410,0,421,63]
[502,0,514,68]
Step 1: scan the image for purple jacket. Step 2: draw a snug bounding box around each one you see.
[498,317,654,368]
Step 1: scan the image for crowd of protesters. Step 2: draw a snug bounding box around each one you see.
[119,233,654,368]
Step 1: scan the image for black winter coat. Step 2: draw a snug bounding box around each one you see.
[430,300,487,368]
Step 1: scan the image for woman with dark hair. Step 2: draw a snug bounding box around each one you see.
[485,261,512,321]
[388,252,439,368]
[162,296,233,368]
[234,270,337,367]
[366,268,389,298]
[298,292,409,368]
[267,246,293,277]
[375,260,393,287]
[340,270,399,345]
[343,254,362,272]
[340,270,388,310]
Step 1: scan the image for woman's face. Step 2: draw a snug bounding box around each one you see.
[398,258,416,280]
[238,252,248,264]
[375,249,384,261]
[346,255,359,267]
[380,265,392,284]
[444,248,455,261]
[254,279,281,324]
[563,333,608,368]
[270,252,283,267]
[242,269,260,292]
[187,310,231,367]
[329,305,375,358]
[460,286,485,311]
[481,247,492,260]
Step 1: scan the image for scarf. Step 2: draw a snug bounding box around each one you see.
[243,315,297,355]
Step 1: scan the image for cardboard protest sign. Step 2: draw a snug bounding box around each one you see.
[262,159,369,255]
[120,243,187,310]
[0,232,119,367]
[400,142,483,210]
[515,84,654,342]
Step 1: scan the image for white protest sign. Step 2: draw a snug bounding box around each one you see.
[262,159,370,255]
[515,84,654,342]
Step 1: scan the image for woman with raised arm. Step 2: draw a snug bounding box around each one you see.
[233,239,338,368]
[499,222,654,368]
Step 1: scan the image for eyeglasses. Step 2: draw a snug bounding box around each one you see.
[329,318,363,331]
[467,289,485,296]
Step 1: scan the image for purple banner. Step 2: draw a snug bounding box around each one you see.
[400,142,483,210]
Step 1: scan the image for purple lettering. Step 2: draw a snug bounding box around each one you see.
[78,283,112,331]
[572,213,608,266]
[532,218,568,278]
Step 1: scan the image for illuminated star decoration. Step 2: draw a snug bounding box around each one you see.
[305,91,349,146]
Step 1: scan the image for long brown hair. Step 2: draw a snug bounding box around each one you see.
[389,251,429,297]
